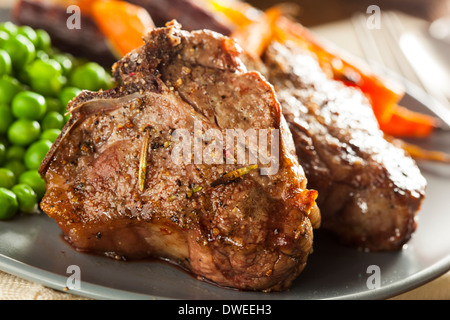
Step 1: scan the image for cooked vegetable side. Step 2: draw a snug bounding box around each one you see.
[0,22,114,219]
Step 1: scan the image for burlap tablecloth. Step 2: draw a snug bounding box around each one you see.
[0,270,89,300]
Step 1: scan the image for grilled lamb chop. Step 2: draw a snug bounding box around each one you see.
[39,22,320,292]
[262,42,427,251]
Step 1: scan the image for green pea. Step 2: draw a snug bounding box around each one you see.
[12,91,47,121]
[70,62,107,91]
[36,50,49,62]
[0,76,22,104]
[40,129,61,143]
[41,111,64,130]
[0,49,12,76]
[0,187,18,220]
[2,34,35,70]
[59,86,81,107]
[52,53,73,76]
[4,159,26,178]
[0,167,16,189]
[7,119,41,146]
[11,183,38,214]
[15,69,30,85]
[26,59,64,97]
[6,145,25,161]
[0,104,14,135]
[35,29,51,52]
[64,112,71,124]
[16,25,38,47]
[19,170,46,200]
[0,137,8,148]
[104,73,114,89]
[45,97,63,114]
[0,142,5,165]
[24,139,52,170]
[27,58,62,77]
[33,74,66,97]
[0,31,10,48]
[0,22,18,36]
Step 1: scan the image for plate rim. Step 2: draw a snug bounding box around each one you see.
[1,247,449,300]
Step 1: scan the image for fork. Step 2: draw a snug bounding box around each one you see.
[351,11,450,130]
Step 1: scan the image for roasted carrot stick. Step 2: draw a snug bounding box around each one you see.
[386,136,450,163]
[271,14,439,138]
[209,0,259,28]
[89,0,155,57]
[73,0,439,139]
[272,16,402,118]
[213,0,438,138]
[379,105,438,138]
[206,2,448,162]
[230,6,282,58]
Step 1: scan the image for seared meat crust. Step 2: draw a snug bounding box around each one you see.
[39,23,320,292]
[263,42,426,251]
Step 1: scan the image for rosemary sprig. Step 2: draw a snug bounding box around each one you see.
[186,185,203,198]
[139,129,151,192]
[210,164,259,188]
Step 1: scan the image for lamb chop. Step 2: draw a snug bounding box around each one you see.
[262,41,427,251]
[39,22,320,292]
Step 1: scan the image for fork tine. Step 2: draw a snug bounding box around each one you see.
[351,12,450,129]
[352,12,421,87]
[381,12,426,89]
[351,14,384,68]
[388,14,450,129]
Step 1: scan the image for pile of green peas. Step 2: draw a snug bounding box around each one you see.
[0,22,115,220]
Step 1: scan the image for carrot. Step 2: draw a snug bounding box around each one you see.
[230,7,282,58]
[211,2,424,137]
[386,136,450,164]
[78,0,438,139]
[88,0,155,57]
[272,16,401,118]
[269,14,438,138]
[208,0,259,28]
[379,105,438,138]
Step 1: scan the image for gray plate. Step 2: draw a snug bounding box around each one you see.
[0,10,449,301]
[1,86,449,301]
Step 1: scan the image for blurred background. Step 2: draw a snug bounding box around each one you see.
[0,0,450,127]
[1,0,449,127]
[248,0,450,26]
[3,0,450,27]
[246,0,450,120]
[2,0,450,127]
